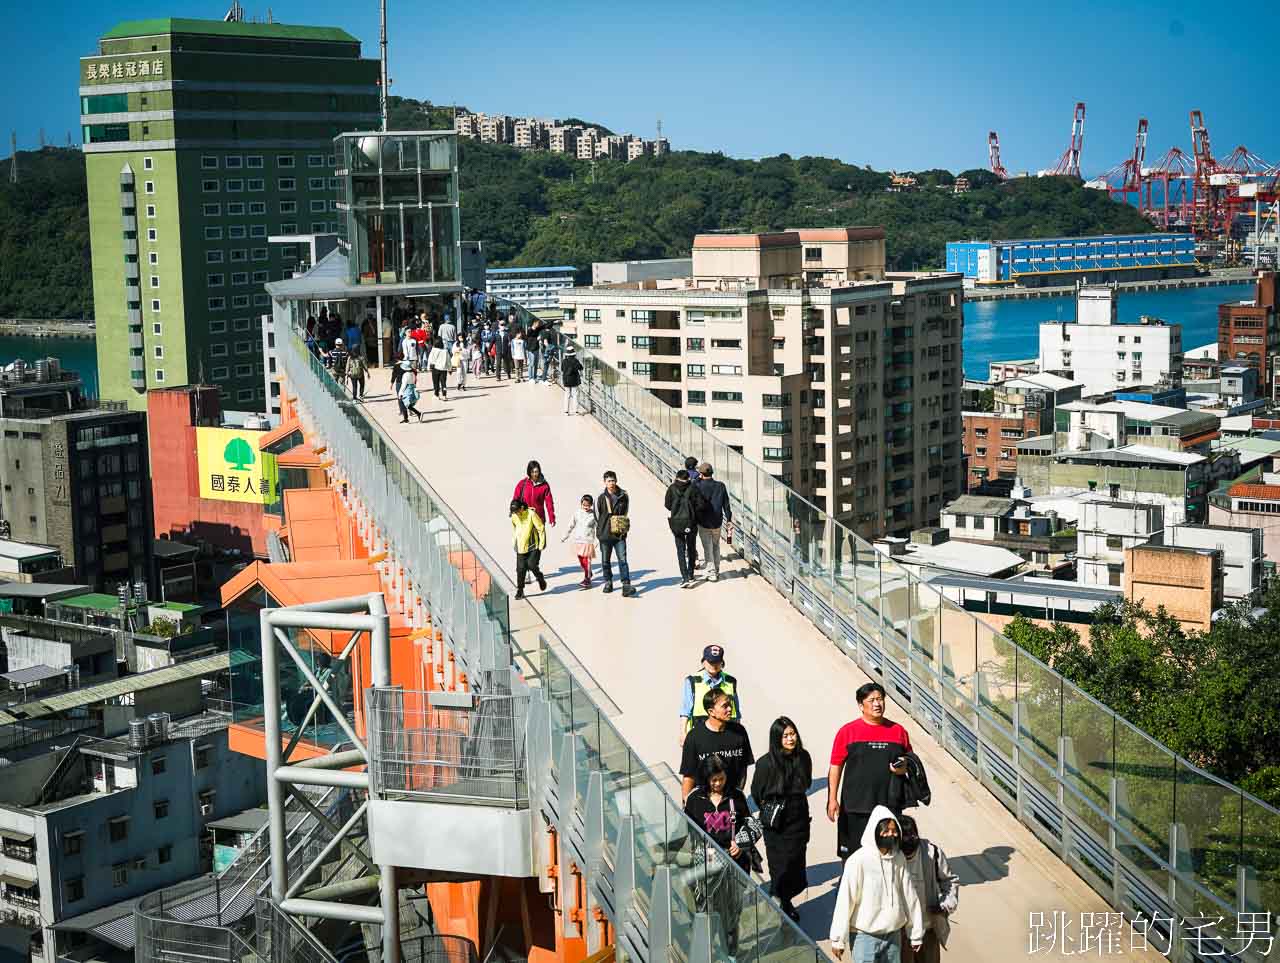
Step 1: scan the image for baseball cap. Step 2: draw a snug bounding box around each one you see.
[702,644,725,664]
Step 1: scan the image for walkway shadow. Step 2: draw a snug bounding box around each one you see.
[635,575,685,594]
[949,845,1015,885]
[796,885,838,939]
[803,859,845,888]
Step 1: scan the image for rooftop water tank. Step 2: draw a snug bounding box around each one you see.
[128,717,149,750]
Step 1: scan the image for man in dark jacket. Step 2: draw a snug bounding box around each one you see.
[665,469,707,588]
[494,324,513,380]
[596,470,635,597]
[561,346,584,415]
[694,462,733,582]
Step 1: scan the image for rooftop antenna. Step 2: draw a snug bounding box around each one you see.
[38,128,46,149]
[8,132,16,184]
[379,0,389,131]
[223,1,244,22]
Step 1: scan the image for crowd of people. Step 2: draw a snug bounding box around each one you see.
[500,445,958,956]
[305,294,962,956]
[677,670,958,961]
[304,293,581,423]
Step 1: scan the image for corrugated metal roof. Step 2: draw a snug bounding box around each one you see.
[2,665,66,686]
[2,652,240,722]
[0,582,90,600]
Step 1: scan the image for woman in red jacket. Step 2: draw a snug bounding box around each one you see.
[512,460,556,528]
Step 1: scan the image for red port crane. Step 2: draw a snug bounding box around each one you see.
[1045,102,1086,177]
[1141,146,1196,229]
[1093,118,1148,204]
[988,131,1008,180]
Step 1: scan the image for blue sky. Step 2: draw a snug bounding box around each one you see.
[10,0,1276,174]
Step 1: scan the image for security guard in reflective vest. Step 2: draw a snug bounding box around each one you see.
[679,644,741,745]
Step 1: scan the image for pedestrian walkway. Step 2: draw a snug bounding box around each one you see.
[359,367,1162,959]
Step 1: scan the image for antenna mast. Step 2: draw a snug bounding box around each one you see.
[379,0,389,131]
[8,132,15,184]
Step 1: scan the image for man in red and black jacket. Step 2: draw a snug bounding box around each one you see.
[826,681,912,859]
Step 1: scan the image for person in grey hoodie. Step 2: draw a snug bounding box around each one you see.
[896,815,959,963]
[830,804,924,962]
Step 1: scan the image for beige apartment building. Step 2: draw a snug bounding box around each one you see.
[514,119,549,149]
[559,228,965,539]
[549,126,580,155]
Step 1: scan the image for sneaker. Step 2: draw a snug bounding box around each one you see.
[708,571,719,582]
[535,573,547,591]
[602,583,614,594]
[680,578,693,589]
[579,578,591,589]
[621,584,637,598]
[514,590,525,600]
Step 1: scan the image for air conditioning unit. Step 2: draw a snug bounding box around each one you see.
[200,803,213,816]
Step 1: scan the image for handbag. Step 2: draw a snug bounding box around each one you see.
[608,514,630,538]
[760,800,785,830]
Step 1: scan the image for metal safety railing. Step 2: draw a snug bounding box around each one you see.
[278,320,822,961]
[544,317,1280,963]
[367,685,530,808]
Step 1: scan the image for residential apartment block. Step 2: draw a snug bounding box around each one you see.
[560,227,964,538]
[455,111,667,161]
[1163,522,1264,603]
[1124,542,1224,633]
[963,373,1081,490]
[81,18,380,412]
[1039,284,1183,397]
[1218,271,1279,401]
[1075,500,1165,588]
[486,265,576,311]
[0,367,153,592]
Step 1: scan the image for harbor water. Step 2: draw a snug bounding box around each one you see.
[0,283,1257,400]
[962,283,1253,380]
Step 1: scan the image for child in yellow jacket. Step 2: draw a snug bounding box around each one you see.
[510,498,547,599]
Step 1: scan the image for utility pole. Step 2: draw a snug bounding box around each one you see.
[38,128,46,149]
[8,132,16,184]
[379,0,389,132]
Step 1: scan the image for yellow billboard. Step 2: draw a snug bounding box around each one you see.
[196,427,280,504]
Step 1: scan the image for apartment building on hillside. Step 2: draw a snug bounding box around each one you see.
[560,227,964,539]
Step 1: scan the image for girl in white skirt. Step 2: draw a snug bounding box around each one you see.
[561,494,599,589]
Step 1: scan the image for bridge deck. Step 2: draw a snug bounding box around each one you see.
[361,367,1160,958]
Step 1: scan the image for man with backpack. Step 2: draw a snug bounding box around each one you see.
[596,470,635,597]
[665,468,707,588]
[678,644,741,746]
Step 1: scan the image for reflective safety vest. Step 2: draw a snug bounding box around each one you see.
[685,672,738,732]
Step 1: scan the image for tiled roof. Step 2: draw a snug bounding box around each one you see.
[1228,483,1280,500]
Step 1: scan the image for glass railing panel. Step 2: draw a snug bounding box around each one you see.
[1017,652,1062,796]
[908,582,941,695]
[628,764,667,918]
[597,717,631,870]
[1242,795,1280,913]
[1114,716,1176,897]
[1174,758,1242,913]
[1061,683,1114,842]
[665,793,701,953]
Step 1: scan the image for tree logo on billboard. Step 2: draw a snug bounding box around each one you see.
[224,436,255,472]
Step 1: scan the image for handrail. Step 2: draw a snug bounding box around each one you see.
[277,320,820,960]
[546,312,1280,956]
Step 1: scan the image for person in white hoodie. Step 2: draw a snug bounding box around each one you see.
[830,804,924,962]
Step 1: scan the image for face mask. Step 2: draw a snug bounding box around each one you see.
[900,833,920,856]
[876,832,898,852]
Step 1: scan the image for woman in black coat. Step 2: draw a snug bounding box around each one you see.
[750,715,812,922]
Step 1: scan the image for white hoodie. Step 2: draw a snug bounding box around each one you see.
[829,804,925,952]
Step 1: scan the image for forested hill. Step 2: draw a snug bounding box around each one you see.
[457,141,1154,274]
[0,106,1152,318]
[0,147,92,319]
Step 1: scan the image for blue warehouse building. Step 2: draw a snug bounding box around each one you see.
[945,232,1199,288]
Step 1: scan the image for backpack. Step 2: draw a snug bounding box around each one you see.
[668,484,698,534]
[401,383,418,405]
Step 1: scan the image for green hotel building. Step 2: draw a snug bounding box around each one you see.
[81,18,380,411]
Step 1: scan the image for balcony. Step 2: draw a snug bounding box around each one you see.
[4,884,39,909]
[1,840,35,864]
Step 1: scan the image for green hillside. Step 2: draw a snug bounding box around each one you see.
[0,102,1155,318]
[0,147,92,318]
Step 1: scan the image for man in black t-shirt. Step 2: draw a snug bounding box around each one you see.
[680,689,753,799]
